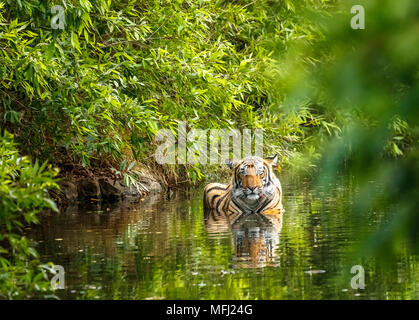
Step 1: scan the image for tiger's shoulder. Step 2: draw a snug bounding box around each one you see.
[203,183,230,211]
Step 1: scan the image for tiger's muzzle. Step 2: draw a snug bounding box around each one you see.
[242,174,263,201]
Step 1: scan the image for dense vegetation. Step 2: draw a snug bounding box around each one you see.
[0,131,58,298]
[284,0,419,258]
[0,0,418,299]
[0,0,338,178]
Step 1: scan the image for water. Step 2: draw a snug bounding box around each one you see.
[28,175,419,299]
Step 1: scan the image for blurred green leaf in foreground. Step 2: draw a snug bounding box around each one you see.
[280,0,419,257]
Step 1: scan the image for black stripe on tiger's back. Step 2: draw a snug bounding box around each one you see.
[210,209,219,222]
[216,191,230,213]
[206,185,228,193]
[234,163,242,186]
[265,164,271,180]
[210,194,221,208]
[223,193,236,213]
[221,193,229,212]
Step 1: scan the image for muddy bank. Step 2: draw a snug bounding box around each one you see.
[50,168,163,208]
[47,150,209,209]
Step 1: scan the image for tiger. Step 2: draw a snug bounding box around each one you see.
[203,155,283,228]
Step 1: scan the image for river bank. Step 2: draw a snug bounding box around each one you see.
[49,163,164,208]
[47,150,234,209]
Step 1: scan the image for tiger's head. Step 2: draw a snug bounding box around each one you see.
[226,155,280,213]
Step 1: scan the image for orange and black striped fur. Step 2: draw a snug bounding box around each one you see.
[204,155,283,227]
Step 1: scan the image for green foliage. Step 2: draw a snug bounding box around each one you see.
[0,131,59,299]
[0,0,337,176]
[281,0,419,254]
[110,159,148,192]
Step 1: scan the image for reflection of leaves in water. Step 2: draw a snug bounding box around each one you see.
[28,184,419,299]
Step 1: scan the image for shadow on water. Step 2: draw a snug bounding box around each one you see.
[27,176,419,300]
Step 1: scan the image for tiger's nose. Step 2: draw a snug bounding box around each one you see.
[248,186,257,191]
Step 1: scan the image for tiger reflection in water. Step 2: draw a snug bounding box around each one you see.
[204,155,283,267]
[205,209,283,267]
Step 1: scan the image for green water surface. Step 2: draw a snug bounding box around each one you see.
[29,175,419,299]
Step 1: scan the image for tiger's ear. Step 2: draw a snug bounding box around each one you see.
[265,154,278,166]
[225,159,238,170]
